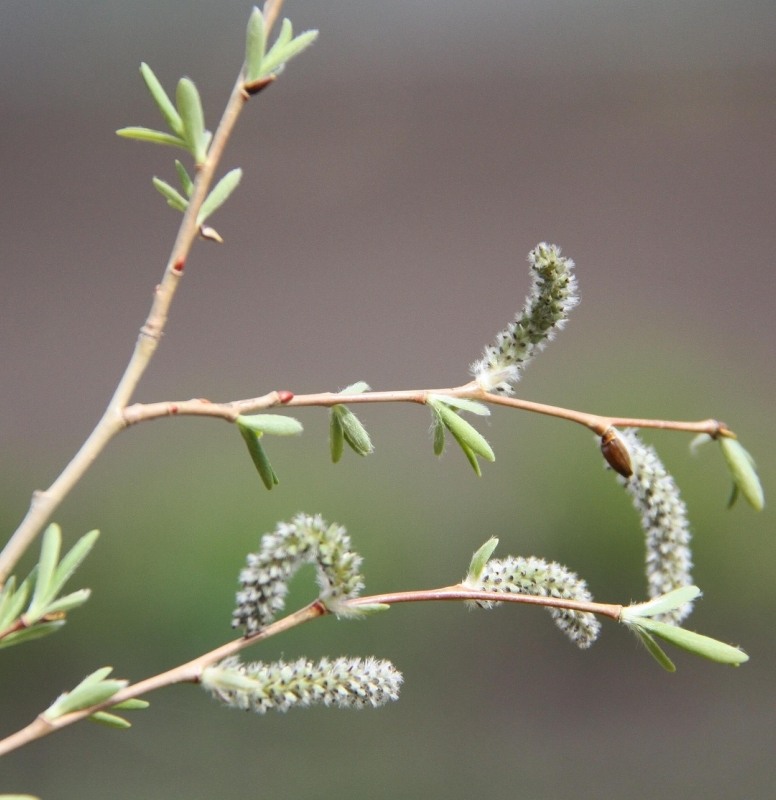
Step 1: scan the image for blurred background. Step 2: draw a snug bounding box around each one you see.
[1,1,774,797]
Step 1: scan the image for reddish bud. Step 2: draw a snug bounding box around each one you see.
[277,390,294,404]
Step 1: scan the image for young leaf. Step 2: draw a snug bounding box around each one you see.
[0,620,66,650]
[197,168,243,226]
[43,667,127,720]
[49,529,99,599]
[466,538,499,583]
[139,62,184,136]
[176,77,208,164]
[260,26,319,76]
[330,408,345,463]
[239,426,279,490]
[0,574,33,631]
[26,524,61,620]
[635,628,677,672]
[623,586,701,621]
[434,404,494,461]
[153,177,189,212]
[89,711,133,728]
[333,406,373,457]
[41,588,91,616]
[110,698,150,710]
[432,412,446,456]
[244,6,267,83]
[639,618,749,666]
[89,698,151,728]
[458,439,483,476]
[115,126,189,150]
[719,437,764,511]
[175,159,194,197]
[237,414,303,436]
[427,395,491,416]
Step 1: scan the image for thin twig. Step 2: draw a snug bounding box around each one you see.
[0,4,287,585]
[0,584,622,756]
[118,383,732,442]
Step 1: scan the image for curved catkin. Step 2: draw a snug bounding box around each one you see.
[464,555,601,648]
[616,430,693,624]
[232,513,364,634]
[471,243,578,394]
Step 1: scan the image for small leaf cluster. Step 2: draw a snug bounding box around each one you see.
[117,64,212,163]
[0,524,97,649]
[244,8,319,86]
[429,396,494,476]
[621,587,748,671]
[329,383,374,462]
[43,666,148,727]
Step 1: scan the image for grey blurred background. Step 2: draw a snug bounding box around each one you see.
[1,1,774,798]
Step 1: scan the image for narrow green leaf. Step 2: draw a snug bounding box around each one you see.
[89,711,132,729]
[261,28,319,76]
[334,406,373,457]
[458,439,482,476]
[197,168,243,226]
[427,395,491,416]
[110,698,149,710]
[622,586,702,621]
[244,7,267,83]
[152,177,188,212]
[116,127,189,149]
[0,620,65,650]
[48,529,99,601]
[44,668,126,719]
[139,62,184,136]
[176,77,208,163]
[175,159,194,197]
[41,588,91,616]
[27,524,61,619]
[434,403,495,462]
[720,437,764,511]
[237,414,303,436]
[466,538,499,583]
[636,628,676,672]
[641,618,749,666]
[0,575,30,630]
[239,426,278,490]
[432,412,446,456]
[330,409,345,463]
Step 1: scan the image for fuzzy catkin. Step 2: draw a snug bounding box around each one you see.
[616,429,693,624]
[465,555,601,648]
[232,513,364,634]
[202,656,402,714]
[471,243,578,394]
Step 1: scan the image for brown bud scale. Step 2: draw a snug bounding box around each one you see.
[601,427,633,478]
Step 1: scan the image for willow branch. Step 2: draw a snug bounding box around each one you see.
[0,3,286,586]
[118,382,733,441]
[0,584,622,756]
